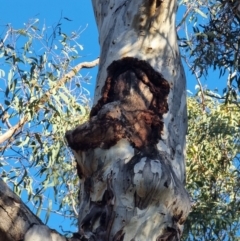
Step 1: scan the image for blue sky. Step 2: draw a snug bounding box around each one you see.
[0,1,224,96]
[0,0,100,99]
[0,0,225,235]
[0,0,100,233]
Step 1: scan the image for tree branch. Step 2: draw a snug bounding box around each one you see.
[0,58,99,145]
[0,178,43,241]
[0,178,81,241]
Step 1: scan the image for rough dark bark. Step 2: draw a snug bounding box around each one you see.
[67,58,169,152]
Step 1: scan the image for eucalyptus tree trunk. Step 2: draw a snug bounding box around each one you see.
[66,0,191,240]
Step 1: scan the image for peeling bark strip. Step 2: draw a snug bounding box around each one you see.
[66,58,190,240]
[67,57,169,152]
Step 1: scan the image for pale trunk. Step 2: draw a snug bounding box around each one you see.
[66,0,191,240]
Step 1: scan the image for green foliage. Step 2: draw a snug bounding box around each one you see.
[177,3,240,238]
[183,93,240,241]
[0,18,90,226]
[179,0,240,100]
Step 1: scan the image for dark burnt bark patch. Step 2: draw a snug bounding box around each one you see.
[66,57,169,152]
[90,57,169,118]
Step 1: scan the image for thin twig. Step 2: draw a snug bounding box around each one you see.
[0,104,12,128]
[183,56,206,111]
[177,4,194,32]
[205,93,240,108]
[66,181,78,216]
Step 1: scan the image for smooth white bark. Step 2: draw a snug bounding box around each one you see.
[92,0,188,183]
[66,1,191,240]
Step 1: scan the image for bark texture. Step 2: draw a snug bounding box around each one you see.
[66,0,191,240]
[0,179,79,241]
[0,178,42,241]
